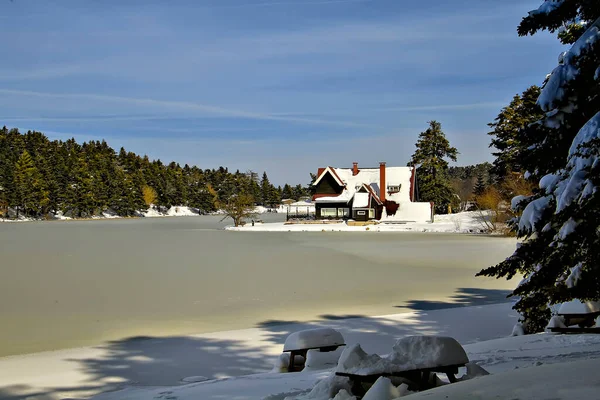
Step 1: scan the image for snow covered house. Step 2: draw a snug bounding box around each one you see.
[312,162,432,222]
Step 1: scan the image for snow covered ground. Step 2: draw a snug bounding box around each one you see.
[91,314,600,400]
[0,205,285,222]
[4,301,600,400]
[227,211,494,234]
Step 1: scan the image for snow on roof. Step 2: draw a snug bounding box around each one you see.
[353,192,370,208]
[283,328,345,352]
[313,166,345,187]
[315,166,414,204]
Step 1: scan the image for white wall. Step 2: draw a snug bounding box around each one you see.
[382,202,432,222]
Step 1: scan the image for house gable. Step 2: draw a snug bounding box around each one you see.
[313,167,345,196]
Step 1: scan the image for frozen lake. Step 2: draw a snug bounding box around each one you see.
[0,215,517,357]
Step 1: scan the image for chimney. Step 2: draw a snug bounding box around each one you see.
[352,162,359,176]
[409,167,416,202]
[379,162,386,203]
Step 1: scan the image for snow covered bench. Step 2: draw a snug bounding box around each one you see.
[335,336,469,396]
[547,300,600,333]
[282,328,346,372]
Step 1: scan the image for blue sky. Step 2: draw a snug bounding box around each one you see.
[0,0,564,185]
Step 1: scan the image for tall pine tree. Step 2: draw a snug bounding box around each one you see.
[478,3,600,332]
[488,86,544,178]
[13,150,48,217]
[408,121,459,214]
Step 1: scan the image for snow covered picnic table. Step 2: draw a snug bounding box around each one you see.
[334,336,469,396]
[283,328,346,372]
[547,300,600,334]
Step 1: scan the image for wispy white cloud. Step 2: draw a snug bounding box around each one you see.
[215,0,373,8]
[0,88,377,129]
[377,102,507,112]
[0,65,85,81]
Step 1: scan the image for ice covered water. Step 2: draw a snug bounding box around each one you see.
[0,215,515,356]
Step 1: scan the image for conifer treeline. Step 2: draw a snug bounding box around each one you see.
[0,127,309,218]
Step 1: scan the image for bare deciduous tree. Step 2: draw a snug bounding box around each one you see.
[208,184,256,227]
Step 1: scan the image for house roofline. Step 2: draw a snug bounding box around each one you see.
[313,166,345,187]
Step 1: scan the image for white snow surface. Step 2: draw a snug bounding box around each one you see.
[558,299,600,315]
[8,303,600,400]
[529,0,563,17]
[352,192,370,208]
[314,166,414,204]
[361,377,402,400]
[555,111,600,212]
[566,262,583,288]
[2,303,518,400]
[518,195,552,233]
[304,348,345,372]
[545,315,567,331]
[335,336,468,375]
[284,328,345,352]
[538,22,600,111]
[389,336,469,369]
[408,358,600,400]
[557,217,578,240]
[227,211,492,233]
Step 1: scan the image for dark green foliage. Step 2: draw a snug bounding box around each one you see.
[0,127,301,218]
[13,150,48,217]
[408,121,459,214]
[260,172,280,207]
[517,0,599,44]
[479,5,600,332]
[473,173,487,196]
[488,86,544,179]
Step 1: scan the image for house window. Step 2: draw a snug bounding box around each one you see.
[321,208,337,217]
[369,209,375,219]
[357,210,366,216]
[337,208,349,217]
[387,184,401,193]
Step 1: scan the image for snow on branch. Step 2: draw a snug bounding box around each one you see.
[554,112,600,212]
[538,20,600,111]
[528,0,564,17]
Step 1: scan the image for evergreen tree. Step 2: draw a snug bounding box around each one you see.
[260,172,272,206]
[281,184,293,200]
[13,150,48,217]
[473,173,487,196]
[478,4,600,332]
[408,121,459,214]
[488,86,544,178]
[0,127,301,219]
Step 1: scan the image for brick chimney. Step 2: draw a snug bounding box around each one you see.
[379,162,386,202]
[352,162,359,176]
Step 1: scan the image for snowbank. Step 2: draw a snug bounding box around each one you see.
[1,205,206,222]
[226,211,492,234]
[408,358,600,400]
[1,303,518,400]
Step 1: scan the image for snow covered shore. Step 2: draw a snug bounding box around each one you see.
[0,303,515,399]
[4,301,600,400]
[227,211,494,234]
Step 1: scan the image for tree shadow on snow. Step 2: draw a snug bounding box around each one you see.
[396,287,513,311]
[0,334,275,400]
[1,289,516,399]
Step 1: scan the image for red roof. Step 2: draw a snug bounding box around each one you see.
[314,166,345,187]
[362,184,383,205]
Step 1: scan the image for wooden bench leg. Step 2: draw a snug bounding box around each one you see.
[288,351,296,372]
[349,378,367,397]
[446,372,457,383]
